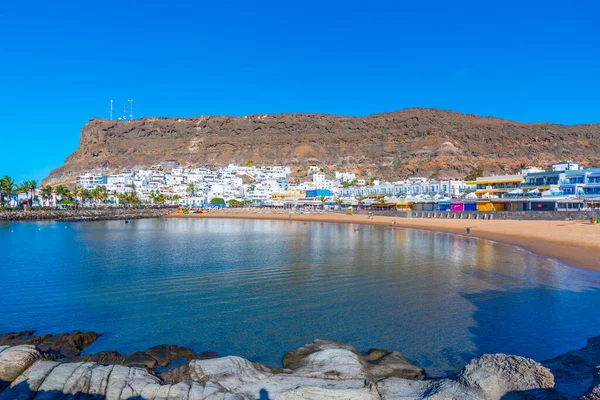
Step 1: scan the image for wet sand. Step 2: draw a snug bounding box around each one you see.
[167,211,600,272]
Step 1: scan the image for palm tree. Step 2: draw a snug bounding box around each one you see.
[81,188,91,208]
[72,185,83,209]
[187,182,197,197]
[41,186,54,207]
[27,180,37,207]
[337,198,344,208]
[55,185,69,203]
[97,186,108,205]
[1,176,16,207]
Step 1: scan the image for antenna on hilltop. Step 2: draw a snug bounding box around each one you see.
[110,99,113,120]
[128,99,135,121]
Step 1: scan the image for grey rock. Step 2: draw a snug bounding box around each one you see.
[580,367,600,400]
[370,351,426,381]
[543,335,600,399]
[378,377,480,399]
[189,356,272,390]
[282,339,361,369]
[0,345,42,390]
[458,354,555,400]
[0,360,59,400]
[364,348,389,362]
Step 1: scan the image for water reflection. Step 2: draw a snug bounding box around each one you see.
[0,218,599,376]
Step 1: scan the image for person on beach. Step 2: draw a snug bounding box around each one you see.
[466,227,471,236]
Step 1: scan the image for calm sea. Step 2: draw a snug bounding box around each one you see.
[1,218,599,376]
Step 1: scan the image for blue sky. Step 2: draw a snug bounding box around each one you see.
[1,0,598,183]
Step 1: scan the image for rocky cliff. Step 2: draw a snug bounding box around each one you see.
[43,109,600,186]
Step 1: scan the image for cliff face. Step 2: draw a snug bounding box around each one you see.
[43,108,600,185]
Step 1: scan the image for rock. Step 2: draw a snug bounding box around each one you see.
[0,360,59,400]
[122,351,158,369]
[458,354,555,400]
[189,356,272,389]
[0,345,42,390]
[237,374,380,399]
[157,360,192,384]
[369,351,426,381]
[145,344,196,367]
[67,350,125,365]
[282,339,361,369]
[292,348,373,382]
[580,367,600,400]
[364,348,389,362]
[543,335,600,399]
[378,376,481,400]
[33,331,101,357]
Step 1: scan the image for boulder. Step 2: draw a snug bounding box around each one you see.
[236,374,380,399]
[369,351,426,381]
[0,345,42,390]
[291,348,373,382]
[68,350,125,365]
[364,348,389,362]
[543,335,600,399]
[145,344,197,367]
[189,356,272,390]
[35,331,101,357]
[580,367,600,400]
[378,376,481,400]
[0,360,59,400]
[458,354,555,400]
[283,340,361,369]
[122,351,158,369]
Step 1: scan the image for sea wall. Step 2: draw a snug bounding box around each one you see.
[0,208,166,222]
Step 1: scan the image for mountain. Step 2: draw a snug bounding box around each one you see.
[43,108,600,186]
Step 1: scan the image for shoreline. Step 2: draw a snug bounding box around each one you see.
[167,211,600,273]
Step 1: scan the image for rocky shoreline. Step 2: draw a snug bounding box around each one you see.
[0,209,166,222]
[0,330,598,399]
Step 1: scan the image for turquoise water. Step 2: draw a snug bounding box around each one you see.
[1,218,599,376]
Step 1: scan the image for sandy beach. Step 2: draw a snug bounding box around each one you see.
[167,210,600,273]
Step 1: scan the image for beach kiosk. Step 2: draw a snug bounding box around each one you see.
[395,201,413,211]
[451,200,464,212]
[438,200,452,211]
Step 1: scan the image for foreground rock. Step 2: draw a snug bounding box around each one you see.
[457,354,556,399]
[0,331,100,358]
[543,336,600,399]
[0,337,599,399]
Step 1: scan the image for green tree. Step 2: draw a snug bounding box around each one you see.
[81,188,91,207]
[245,160,253,167]
[186,182,197,197]
[41,186,54,207]
[55,185,69,203]
[228,199,242,207]
[72,185,83,209]
[210,197,225,205]
[1,176,16,207]
[465,167,484,181]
